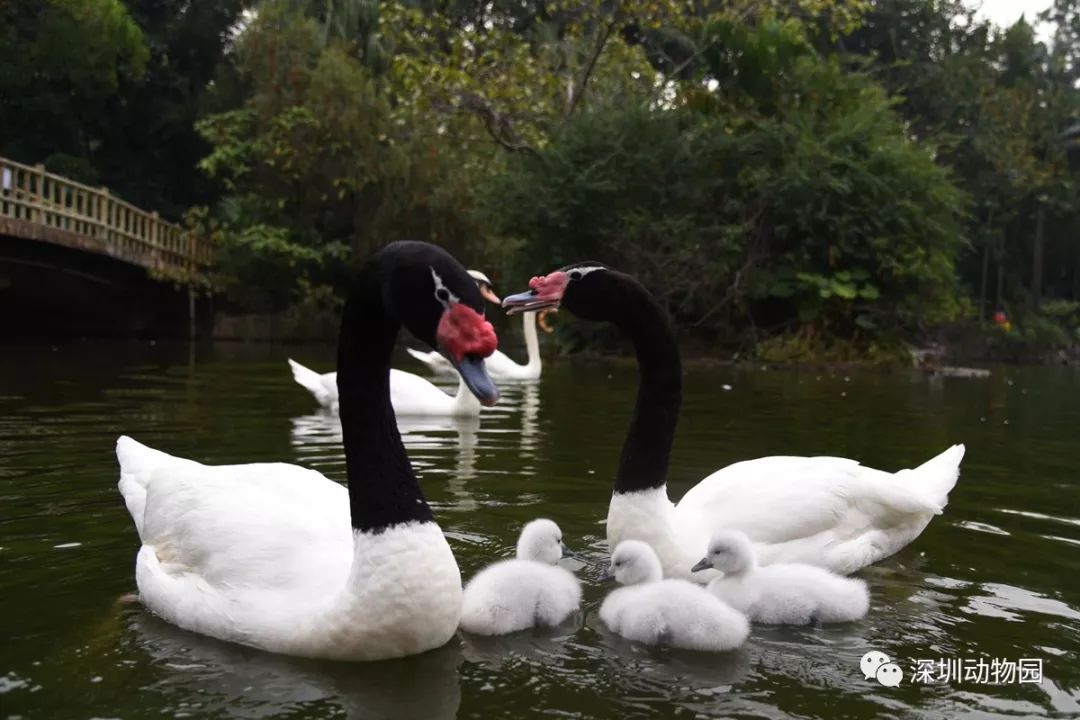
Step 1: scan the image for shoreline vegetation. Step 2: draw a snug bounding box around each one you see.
[209,307,1080,368]
[3,0,1079,362]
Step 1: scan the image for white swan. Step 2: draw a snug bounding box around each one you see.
[459,519,581,635]
[599,540,749,652]
[503,264,965,578]
[117,241,501,661]
[288,359,481,417]
[693,529,870,625]
[408,271,545,381]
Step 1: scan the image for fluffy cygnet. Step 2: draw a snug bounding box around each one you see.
[599,540,749,652]
[693,529,870,625]
[459,519,581,635]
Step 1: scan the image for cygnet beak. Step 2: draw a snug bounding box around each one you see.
[691,557,713,573]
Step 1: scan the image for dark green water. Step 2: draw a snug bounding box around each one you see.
[2,341,1079,719]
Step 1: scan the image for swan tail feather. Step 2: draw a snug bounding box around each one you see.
[901,444,965,513]
[287,359,333,406]
[116,436,183,540]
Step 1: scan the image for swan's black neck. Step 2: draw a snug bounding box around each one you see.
[607,275,682,495]
[337,263,433,533]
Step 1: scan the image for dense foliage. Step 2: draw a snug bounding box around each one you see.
[3,0,1079,359]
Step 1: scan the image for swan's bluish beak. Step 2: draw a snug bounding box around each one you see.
[449,354,499,406]
[502,289,559,316]
[691,557,712,574]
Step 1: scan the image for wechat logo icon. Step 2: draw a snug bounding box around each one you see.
[861,650,903,687]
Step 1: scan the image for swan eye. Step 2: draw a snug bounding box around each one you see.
[430,268,460,308]
[565,265,604,282]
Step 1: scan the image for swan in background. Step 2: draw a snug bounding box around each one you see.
[116,241,500,660]
[409,270,548,381]
[288,359,483,417]
[460,519,581,635]
[599,540,749,652]
[503,264,965,578]
[693,529,870,625]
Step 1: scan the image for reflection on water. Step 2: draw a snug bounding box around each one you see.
[289,381,543,515]
[1,343,1079,719]
[127,611,463,720]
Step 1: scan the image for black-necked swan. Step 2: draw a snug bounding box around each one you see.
[503,264,965,578]
[692,529,870,624]
[288,360,483,417]
[410,271,546,381]
[459,519,581,635]
[599,540,749,652]
[116,241,501,661]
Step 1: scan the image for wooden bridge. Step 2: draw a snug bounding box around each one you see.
[0,156,211,284]
[1,156,212,337]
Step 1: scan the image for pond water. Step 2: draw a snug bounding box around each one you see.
[1,340,1079,719]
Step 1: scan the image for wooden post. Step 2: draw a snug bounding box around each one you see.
[98,187,109,239]
[33,164,44,224]
[188,285,196,340]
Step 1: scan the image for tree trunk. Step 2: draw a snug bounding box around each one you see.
[1032,204,1045,311]
[1075,237,1079,301]
[978,209,994,323]
[996,234,1005,311]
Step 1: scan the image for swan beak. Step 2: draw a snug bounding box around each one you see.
[691,557,713,574]
[451,354,499,406]
[480,284,501,305]
[560,541,576,559]
[502,289,559,315]
[599,568,615,583]
[538,309,555,333]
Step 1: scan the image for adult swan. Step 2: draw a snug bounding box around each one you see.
[116,242,500,660]
[503,263,964,578]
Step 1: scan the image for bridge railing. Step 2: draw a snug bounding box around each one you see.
[0,157,211,281]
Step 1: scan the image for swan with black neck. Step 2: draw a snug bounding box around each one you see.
[503,263,964,578]
[116,241,500,661]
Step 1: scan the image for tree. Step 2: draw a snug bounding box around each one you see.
[479,20,967,346]
[0,0,148,182]
[196,2,492,310]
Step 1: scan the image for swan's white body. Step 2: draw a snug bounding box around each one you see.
[600,541,748,652]
[117,436,462,660]
[288,359,480,417]
[699,530,869,625]
[459,519,581,635]
[408,312,541,380]
[706,564,869,625]
[607,444,965,579]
